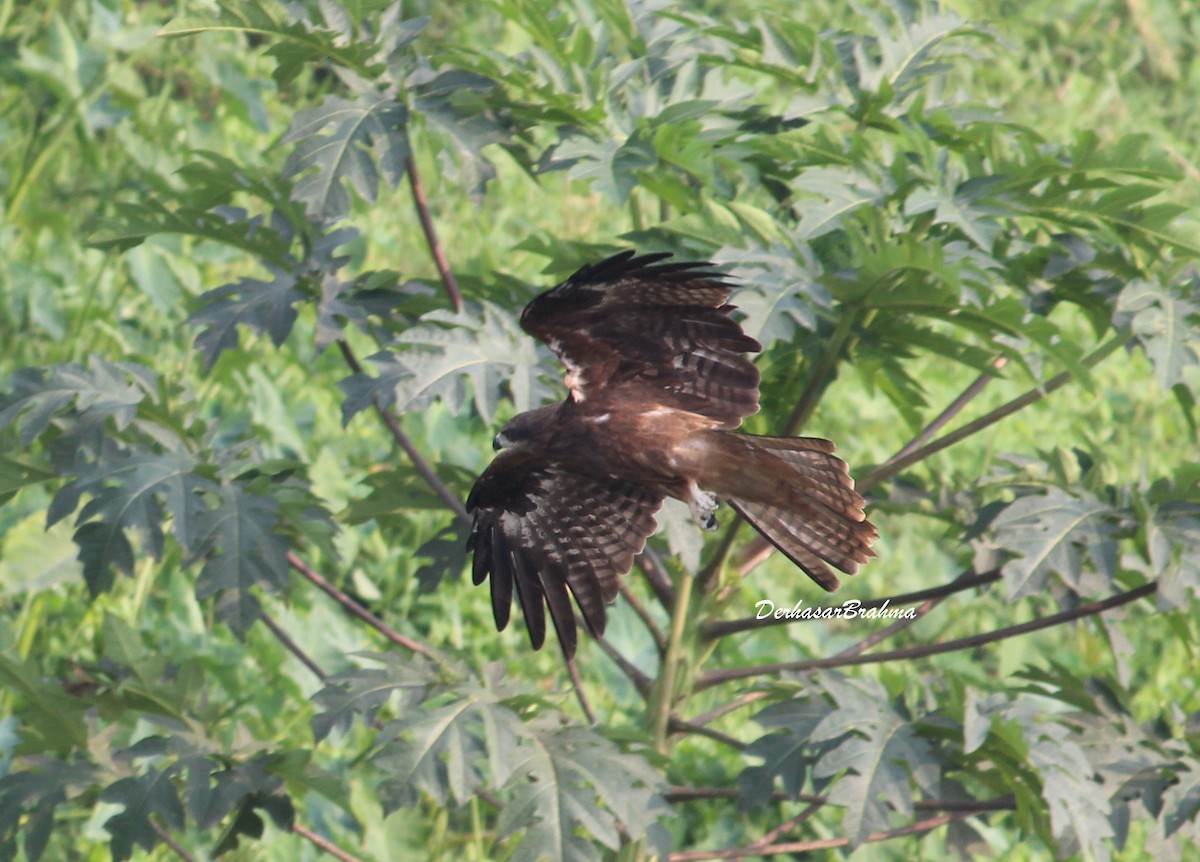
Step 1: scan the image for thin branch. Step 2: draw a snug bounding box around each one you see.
[696,581,1156,690]
[859,333,1129,493]
[637,546,676,610]
[701,568,1001,640]
[667,810,979,860]
[746,803,822,849]
[884,355,1008,466]
[664,786,1016,812]
[260,608,328,681]
[288,551,439,658]
[594,635,653,698]
[151,818,198,862]
[667,717,746,750]
[737,337,1123,570]
[688,690,773,729]
[337,339,470,522]
[565,655,596,724]
[406,153,463,313]
[618,580,667,652]
[293,821,365,862]
[833,591,940,658]
[679,573,979,734]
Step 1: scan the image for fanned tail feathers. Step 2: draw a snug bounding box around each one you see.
[701,434,877,590]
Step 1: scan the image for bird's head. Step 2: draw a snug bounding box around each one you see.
[493,404,560,451]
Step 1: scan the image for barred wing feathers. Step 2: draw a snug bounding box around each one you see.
[521,250,762,428]
[465,449,663,657]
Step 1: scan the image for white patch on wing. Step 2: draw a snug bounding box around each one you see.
[640,405,675,418]
[552,345,586,401]
[591,412,611,424]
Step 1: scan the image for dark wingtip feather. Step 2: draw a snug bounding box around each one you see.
[568,249,728,289]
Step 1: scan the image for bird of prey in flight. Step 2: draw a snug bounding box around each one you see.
[466,250,877,658]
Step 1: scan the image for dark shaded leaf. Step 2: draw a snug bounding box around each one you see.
[809,675,940,844]
[497,725,669,862]
[192,481,290,636]
[48,450,205,594]
[0,359,153,450]
[188,267,304,369]
[101,770,185,862]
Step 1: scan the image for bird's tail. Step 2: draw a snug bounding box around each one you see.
[695,432,877,589]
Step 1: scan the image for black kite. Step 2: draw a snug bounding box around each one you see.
[466,251,877,657]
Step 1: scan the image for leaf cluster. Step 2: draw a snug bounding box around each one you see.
[1,0,1199,860]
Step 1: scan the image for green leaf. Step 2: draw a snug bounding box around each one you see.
[192,481,291,636]
[160,0,383,84]
[188,268,304,369]
[0,761,97,862]
[497,725,669,862]
[1020,710,1115,860]
[342,302,551,423]
[989,487,1118,599]
[412,70,511,200]
[0,456,56,507]
[282,94,409,220]
[89,200,293,260]
[809,675,940,845]
[793,166,888,240]
[0,359,154,451]
[721,244,829,349]
[1118,277,1200,392]
[0,655,89,753]
[101,770,186,862]
[1146,503,1200,609]
[48,451,204,595]
[738,696,830,809]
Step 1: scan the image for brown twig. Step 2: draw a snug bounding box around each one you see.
[666,717,746,751]
[406,153,463,312]
[151,818,198,862]
[337,339,469,522]
[293,821,365,862]
[618,581,667,652]
[746,803,823,849]
[566,655,596,724]
[594,635,654,698]
[883,356,1007,467]
[859,333,1128,493]
[696,581,1156,690]
[637,546,676,610]
[702,569,1001,640]
[260,609,328,681]
[688,690,774,729]
[667,810,979,860]
[287,551,437,658]
[664,786,1015,812]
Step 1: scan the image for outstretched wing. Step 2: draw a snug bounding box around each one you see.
[465,448,662,658]
[521,250,762,429]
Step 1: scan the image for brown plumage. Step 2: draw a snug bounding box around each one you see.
[465,250,877,658]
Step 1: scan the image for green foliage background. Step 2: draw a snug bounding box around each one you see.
[1,0,1200,860]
